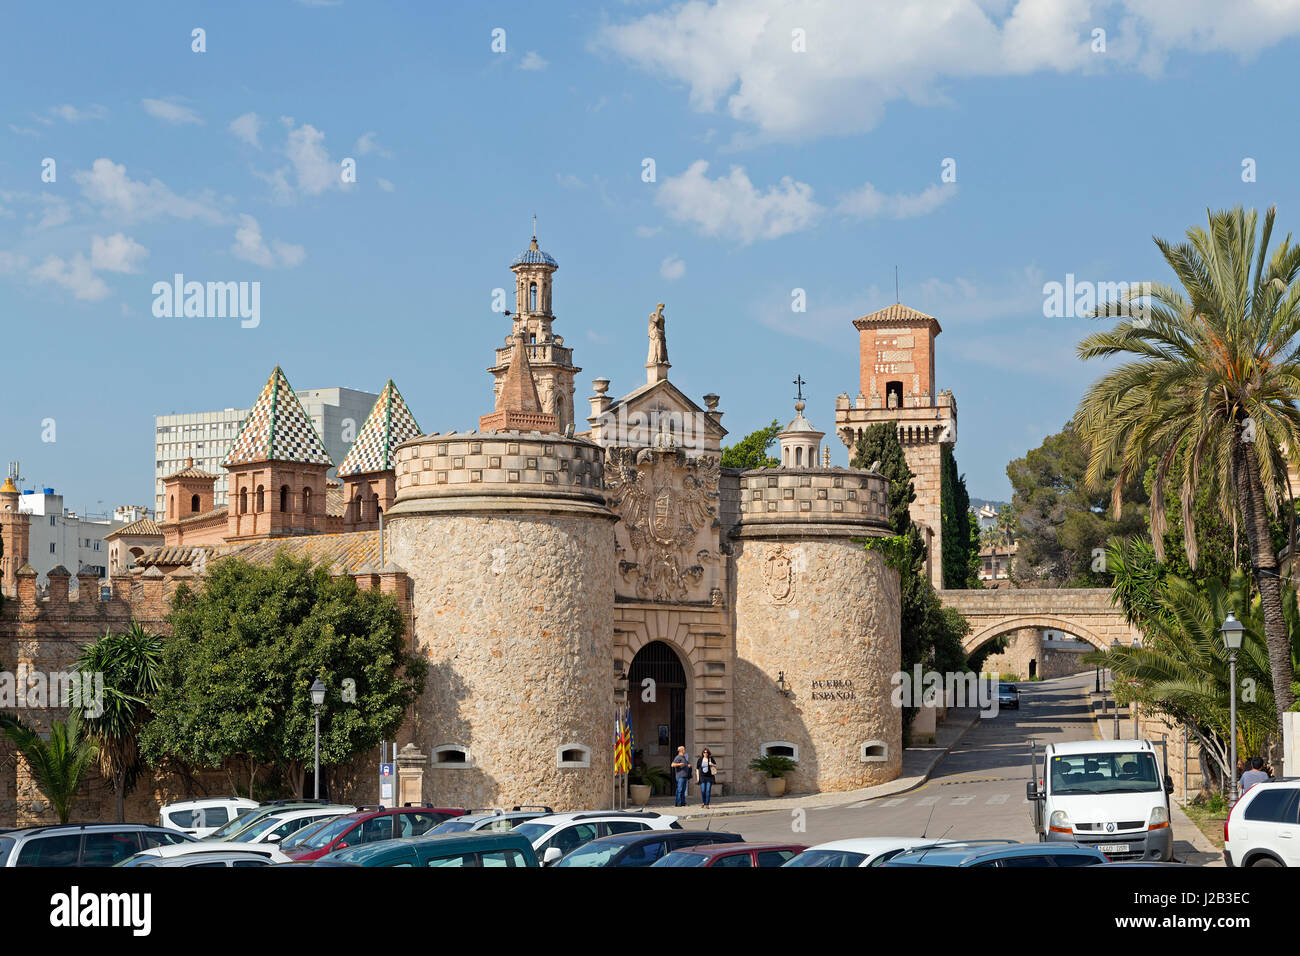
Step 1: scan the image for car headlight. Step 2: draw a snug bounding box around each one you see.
[1149,806,1169,829]
[1049,810,1071,831]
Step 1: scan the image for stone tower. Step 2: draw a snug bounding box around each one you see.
[223,366,334,541]
[731,399,902,793]
[490,231,581,431]
[835,303,957,588]
[0,476,31,597]
[337,379,422,532]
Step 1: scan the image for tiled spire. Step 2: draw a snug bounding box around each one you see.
[337,379,422,477]
[223,366,333,467]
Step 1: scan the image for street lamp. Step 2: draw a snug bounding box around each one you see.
[1220,613,1245,805]
[310,678,326,799]
[1110,639,1121,738]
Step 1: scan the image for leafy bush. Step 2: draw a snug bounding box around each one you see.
[748,754,798,779]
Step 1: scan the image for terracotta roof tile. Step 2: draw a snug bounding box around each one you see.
[103,517,164,540]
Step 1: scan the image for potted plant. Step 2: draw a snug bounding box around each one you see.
[627,764,669,806]
[748,754,798,797]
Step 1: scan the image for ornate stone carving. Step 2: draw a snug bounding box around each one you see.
[605,446,718,603]
[762,544,797,606]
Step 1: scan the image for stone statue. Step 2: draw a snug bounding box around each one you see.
[647,302,668,366]
[887,390,899,409]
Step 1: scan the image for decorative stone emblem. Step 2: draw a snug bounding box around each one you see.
[605,447,718,603]
[762,544,796,606]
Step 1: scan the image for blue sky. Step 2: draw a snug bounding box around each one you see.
[4,0,1300,513]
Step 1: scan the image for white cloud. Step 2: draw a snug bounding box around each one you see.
[376,177,395,192]
[31,253,109,301]
[74,158,224,224]
[0,251,28,274]
[264,117,345,201]
[656,160,822,242]
[634,225,663,238]
[230,112,263,148]
[231,214,306,268]
[36,195,71,230]
[142,98,203,125]
[354,131,392,158]
[556,173,586,189]
[48,104,108,123]
[597,1,1300,141]
[660,255,686,280]
[837,182,958,220]
[520,51,548,71]
[8,124,40,137]
[90,233,149,273]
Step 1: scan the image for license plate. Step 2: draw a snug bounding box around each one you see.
[1097,844,1130,854]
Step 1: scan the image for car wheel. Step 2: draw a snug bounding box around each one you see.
[1249,857,1283,867]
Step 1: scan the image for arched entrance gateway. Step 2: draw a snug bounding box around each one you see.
[627,640,689,767]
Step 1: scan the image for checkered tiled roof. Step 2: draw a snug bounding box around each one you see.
[336,379,422,477]
[222,366,333,467]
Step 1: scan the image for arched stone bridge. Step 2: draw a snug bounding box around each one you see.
[938,588,1141,653]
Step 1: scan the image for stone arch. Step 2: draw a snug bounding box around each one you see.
[964,615,1113,654]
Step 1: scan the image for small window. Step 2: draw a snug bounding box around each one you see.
[861,741,889,763]
[280,485,289,513]
[557,745,591,768]
[760,741,798,760]
[256,486,265,512]
[432,745,471,768]
[191,494,200,513]
[50,543,56,554]
[302,487,312,513]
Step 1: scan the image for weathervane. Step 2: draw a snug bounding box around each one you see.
[793,374,806,402]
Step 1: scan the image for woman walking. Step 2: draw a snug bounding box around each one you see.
[696,748,717,807]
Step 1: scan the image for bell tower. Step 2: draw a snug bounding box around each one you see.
[490,226,581,431]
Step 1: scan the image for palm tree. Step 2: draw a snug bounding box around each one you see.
[0,710,99,823]
[1076,206,1300,732]
[76,622,164,822]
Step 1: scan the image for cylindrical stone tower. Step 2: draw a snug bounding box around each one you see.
[731,462,902,794]
[385,430,617,810]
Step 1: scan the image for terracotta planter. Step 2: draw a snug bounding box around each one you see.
[765,776,786,797]
[629,784,653,806]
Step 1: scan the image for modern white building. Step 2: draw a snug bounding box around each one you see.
[17,488,131,585]
[154,386,379,518]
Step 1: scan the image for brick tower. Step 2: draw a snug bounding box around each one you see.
[489,229,580,431]
[223,366,334,541]
[337,379,422,531]
[835,303,957,588]
[0,475,31,597]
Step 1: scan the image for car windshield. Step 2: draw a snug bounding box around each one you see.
[429,820,475,834]
[554,841,623,867]
[655,851,709,867]
[511,823,550,844]
[783,849,867,867]
[300,816,356,848]
[207,809,262,840]
[230,816,282,842]
[1050,752,1160,795]
[282,819,333,849]
[999,684,1016,693]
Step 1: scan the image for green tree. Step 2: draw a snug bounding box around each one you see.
[140,554,427,798]
[0,710,98,823]
[720,419,781,470]
[851,424,968,710]
[77,622,164,823]
[1006,421,1146,587]
[1076,205,1300,728]
[940,446,980,589]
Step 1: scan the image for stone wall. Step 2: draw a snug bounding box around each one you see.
[978,627,1093,681]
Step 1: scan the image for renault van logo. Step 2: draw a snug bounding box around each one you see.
[1105,822,1115,832]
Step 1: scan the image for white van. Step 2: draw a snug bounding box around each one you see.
[159,797,259,839]
[1027,739,1174,861]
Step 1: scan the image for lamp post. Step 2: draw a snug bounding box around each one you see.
[310,678,326,799]
[1220,613,1245,805]
[1110,639,1121,739]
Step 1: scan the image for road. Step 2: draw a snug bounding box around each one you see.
[695,672,1215,863]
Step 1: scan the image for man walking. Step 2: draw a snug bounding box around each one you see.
[1240,756,1270,792]
[671,745,691,807]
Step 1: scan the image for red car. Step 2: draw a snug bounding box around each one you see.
[283,805,466,862]
[653,842,808,868]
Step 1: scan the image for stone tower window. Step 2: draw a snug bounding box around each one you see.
[191,494,200,513]
[169,495,175,517]
[256,485,265,512]
[861,741,889,763]
[302,487,312,514]
[886,381,903,408]
[760,741,799,760]
[530,282,538,311]
[280,485,290,513]
[432,745,471,768]
[557,744,591,768]
[240,488,248,514]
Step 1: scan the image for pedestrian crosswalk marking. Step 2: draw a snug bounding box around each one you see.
[986,794,1008,805]
[951,796,974,805]
[917,796,940,806]
[882,798,906,807]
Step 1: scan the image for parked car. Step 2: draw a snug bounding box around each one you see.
[279,817,337,850]
[317,831,538,867]
[118,843,290,866]
[998,683,1020,711]
[159,797,259,838]
[554,830,744,867]
[1027,738,1174,861]
[429,807,554,835]
[653,842,806,867]
[0,823,197,867]
[226,805,356,845]
[284,805,465,861]
[882,840,1108,867]
[203,800,340,842]
[511,811,681,866]
[1224,778,1300,867]
[782,837,953,867]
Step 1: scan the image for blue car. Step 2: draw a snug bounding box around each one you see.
[881,840,1108,867]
